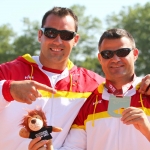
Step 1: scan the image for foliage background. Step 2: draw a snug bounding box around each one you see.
[0,2,150,77]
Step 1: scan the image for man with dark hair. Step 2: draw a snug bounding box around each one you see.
[60,28,150,150]
[0,7,104,150]
[0,8,150,150]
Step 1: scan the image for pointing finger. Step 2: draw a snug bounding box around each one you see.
[33,81,57,94]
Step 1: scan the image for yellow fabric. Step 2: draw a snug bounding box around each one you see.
[22,54,36,63]
[39,90,92,99]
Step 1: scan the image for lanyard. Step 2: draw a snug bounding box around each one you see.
[105,79,134,97]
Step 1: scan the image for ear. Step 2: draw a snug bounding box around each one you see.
[38,30,43,43]
[133,48,139,61]
[73,34,80,47]
[98,53,102,65]
[19,128,30,138]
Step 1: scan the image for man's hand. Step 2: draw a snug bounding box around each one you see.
[121,107,150,141]
[139,75,150,95]
[28,137,48,150]
[28,126,62,150]
[10,80,56,104]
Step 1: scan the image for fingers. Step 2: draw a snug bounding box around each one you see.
[33,81,57,94]
[139,75,150,95]
[28,87,41,100]
[28,137,41,150]
[121,107,144,125]
[122,114,142,125]
[25,85,42,104]
[10,80,56,104]
[28,137,49,150]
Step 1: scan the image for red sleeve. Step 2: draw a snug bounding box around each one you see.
[2,80,14,102]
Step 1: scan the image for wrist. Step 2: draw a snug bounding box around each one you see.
[2,80,14,102]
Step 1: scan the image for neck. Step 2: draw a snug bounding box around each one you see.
[39,57,68,70]
[106,74,135,89]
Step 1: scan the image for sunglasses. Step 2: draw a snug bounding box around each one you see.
[41,27,76,41]
[100,48,132,59]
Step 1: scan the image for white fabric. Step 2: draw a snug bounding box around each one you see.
[59,77,150,150]
[0,70,86,150]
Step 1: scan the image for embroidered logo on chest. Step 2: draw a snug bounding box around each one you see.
[25,75,34,80]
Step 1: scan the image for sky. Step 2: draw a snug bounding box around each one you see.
[0,0,149,34]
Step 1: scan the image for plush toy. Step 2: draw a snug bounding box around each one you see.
[19,108,62,150]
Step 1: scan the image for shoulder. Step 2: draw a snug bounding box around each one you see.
[0,56,23,68]
[71,66,105,84]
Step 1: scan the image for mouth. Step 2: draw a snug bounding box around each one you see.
[111,66,121,68]
[50,48,63,52]
[29,123,42,131]
[110,64,124,68]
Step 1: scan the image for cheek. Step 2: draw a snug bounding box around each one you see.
[28,118,31,124]
[100,60,109,73]
[101,63,107,71]
[100,59,108,66]
[64,42,73,52]
[98,54,103,65]
[40,38,49,45]
[68,41,74,48]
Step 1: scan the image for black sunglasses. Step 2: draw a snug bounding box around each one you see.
[100,48,132,59]
[41,27,76,41]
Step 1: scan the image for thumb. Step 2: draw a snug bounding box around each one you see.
[34,81,57,94]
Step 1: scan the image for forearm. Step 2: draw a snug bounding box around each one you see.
[140,123,150,142]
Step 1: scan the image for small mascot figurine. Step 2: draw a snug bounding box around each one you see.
[19,108,62,150]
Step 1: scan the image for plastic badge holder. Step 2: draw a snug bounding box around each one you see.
[108,95,131,117]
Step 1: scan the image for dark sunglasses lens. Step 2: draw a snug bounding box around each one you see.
[43,28,75,41]
[117,48,131,57]
[44,28,58,38]
[60,31,74,40]
[101,51,114,59]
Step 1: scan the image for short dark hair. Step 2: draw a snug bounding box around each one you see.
[41,7,78,32]
[98,28,136,49]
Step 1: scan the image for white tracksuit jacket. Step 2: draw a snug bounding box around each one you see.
[0,54,104,150]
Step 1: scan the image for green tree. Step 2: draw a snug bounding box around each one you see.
[13,18,40,57]
[0,5,104,75]
[0,18,40,63]
[0,24,16,63]
[105,2,150,76]
[70,5,103,75]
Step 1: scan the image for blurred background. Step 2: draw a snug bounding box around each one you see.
[0,0,150,76]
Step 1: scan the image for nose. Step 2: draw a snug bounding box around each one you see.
[111,53,121,62]
[31,119,36,124]
[52,34,63,44]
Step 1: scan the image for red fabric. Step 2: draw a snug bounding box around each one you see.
[0,54,105,97]
[2,80,14,102]
[42,66,63,74]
